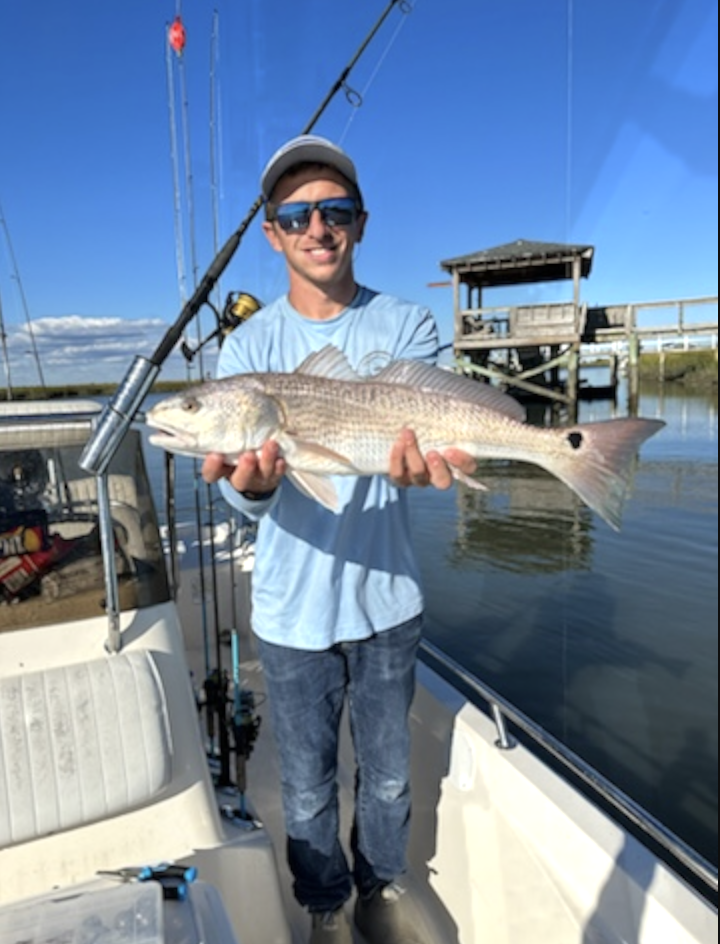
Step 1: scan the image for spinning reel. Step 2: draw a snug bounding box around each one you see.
[181,291,263,363]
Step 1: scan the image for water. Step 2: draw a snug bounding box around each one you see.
[139,380,718,868]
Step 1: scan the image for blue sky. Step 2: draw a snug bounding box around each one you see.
[0,0,717,386]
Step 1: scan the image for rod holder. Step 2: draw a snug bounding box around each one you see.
[80,356,160,475]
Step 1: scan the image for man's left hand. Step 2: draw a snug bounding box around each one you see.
[388,428,476,490]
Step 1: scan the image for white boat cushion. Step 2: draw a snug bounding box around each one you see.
[0,650,172,848]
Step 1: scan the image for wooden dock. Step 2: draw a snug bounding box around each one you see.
[441,239,718,417]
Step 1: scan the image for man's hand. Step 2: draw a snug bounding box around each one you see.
[388,428,477,491]
[201,440,286,495]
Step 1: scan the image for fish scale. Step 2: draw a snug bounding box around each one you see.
[271,378,514,465]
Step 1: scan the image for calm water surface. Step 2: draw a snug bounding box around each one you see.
[140,380,718,867]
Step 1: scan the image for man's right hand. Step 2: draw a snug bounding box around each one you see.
[201,440,286,496]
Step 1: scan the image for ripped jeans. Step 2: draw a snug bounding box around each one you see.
[255,614,422,913]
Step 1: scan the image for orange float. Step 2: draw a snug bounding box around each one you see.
[168,16,186,56]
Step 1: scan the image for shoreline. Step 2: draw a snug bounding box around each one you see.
[3,349,716,401]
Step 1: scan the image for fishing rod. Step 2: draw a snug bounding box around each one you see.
[0,290,12,400]
[166,8,216,686]
[0,200,47,393]
[80,0,409,476]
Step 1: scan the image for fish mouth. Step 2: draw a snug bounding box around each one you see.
[146,422,200,456]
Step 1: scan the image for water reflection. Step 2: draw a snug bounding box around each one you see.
[450,466,594,573]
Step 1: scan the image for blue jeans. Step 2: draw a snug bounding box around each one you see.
[255,614,422,913]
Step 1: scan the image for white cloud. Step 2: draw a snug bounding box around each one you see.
[2,315,212,389]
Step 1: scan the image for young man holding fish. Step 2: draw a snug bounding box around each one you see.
[201,134,475,944]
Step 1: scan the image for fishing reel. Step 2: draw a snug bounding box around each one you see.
[181,291,263,363]
[231,689,262,764]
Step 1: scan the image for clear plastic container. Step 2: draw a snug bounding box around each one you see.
[0,880,163,944]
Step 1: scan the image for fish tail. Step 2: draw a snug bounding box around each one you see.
[540,417,665,531]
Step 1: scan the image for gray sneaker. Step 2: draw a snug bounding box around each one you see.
[309,907,352,944]
[354,883,421,944]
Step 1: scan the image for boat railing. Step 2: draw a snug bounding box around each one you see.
[420,639,718,900]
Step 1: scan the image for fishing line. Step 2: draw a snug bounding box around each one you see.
[565,0,574,240]
[561,0,575,741]
[338,0,416,145]
[167,10,218,685]
[177,41,203,371]
[208,10,262,786]
[209,9,223,320]
[165,36,188,309]
[559,540,570,748]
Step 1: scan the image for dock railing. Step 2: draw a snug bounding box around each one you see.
[457,296,718,349]
[457,300,585,350]
[453,295,717,414]
[583,295,718,346]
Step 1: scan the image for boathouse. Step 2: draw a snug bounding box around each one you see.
[441,239,594,414]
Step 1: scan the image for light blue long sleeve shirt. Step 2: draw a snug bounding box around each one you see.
[216,285,439,650]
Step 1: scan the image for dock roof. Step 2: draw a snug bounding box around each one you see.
[439,239,594,288]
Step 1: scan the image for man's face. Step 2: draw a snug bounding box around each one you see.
[262,166,366,294]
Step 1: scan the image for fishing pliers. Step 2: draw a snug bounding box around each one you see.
[98,862,198,900]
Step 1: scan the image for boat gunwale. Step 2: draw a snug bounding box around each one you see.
[419,638,719,903]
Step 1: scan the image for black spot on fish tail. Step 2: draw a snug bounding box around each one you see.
[543,417,665,531]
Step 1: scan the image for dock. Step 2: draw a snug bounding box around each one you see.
[441,239,718,417]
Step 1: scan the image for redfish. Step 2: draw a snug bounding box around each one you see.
[146,345,664,530]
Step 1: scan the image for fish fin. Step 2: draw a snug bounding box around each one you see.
[287,470,340,511]
[294,347,525,422]
[295,346,361,381]
[288,437,362,474]
[540,417,665,531]
[452,468,488,491]
[375,361,526,422]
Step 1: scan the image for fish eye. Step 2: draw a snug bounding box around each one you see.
[181,396,200,413]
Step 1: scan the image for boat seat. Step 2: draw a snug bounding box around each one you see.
[0,650,172,848]
[47,473,148,566]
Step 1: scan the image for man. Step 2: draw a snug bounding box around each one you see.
[202,134,475,944]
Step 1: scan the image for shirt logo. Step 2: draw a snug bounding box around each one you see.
[356,351,392,378]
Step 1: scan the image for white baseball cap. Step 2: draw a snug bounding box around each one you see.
[260,135,359,201]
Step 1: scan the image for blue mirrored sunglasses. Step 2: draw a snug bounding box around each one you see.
[269,197,361,233]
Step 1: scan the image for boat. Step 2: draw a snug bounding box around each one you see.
[0,396,716,944]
